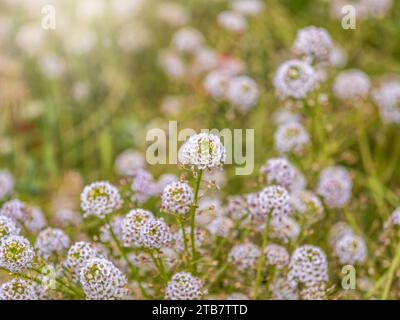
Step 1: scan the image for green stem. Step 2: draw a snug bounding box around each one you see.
[381,239,400,300]
[253,217,270,299]
[149,250,168,283]
[177,216,190,269]
[190,170,203,274]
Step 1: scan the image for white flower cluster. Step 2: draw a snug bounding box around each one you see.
[206,216,234,238]
[317,166,352,208]
[0,169,14,200]
[228,242,260,271]
[80,257,128,300]
[264,244,290,269]
[331,228,367,265]
[130,169,159,204]
[0,199,29,221]
[217,11,247,33]
[231,0,264,16]
[288,245,329,288]
[274,122,310,155]
[0,278,38,300]
[80,181,123,219]
[373,81,400,124]
[273,59,317,99]
[0,235,35,273]
[293,26,333,63]
[259,185,292,220]
[0,215,20,240]
[161,181,194,215]
[140,218,172,249]
[34,227,70,259]
[290,190,324,225]
[64,241,103,282]
[114,149,145,176]
[270,216,300,243]
[333,69,371,101]
[165,272,205,300]
[171,27,203,53]
[226,75,259,113]
[179,133,226,171]
[121,209,154,247]
[260,157,296,189]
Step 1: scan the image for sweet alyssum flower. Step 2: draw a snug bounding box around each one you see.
[161,181,194,215]
[35,227,70,259]
[24,206,47,234]
[334,233,367,265]
[64,241,103,282]
[317,166,352,208]
[258,185,292,220]
[217,10,247,33]
[274,121,310,155]
[290,190,325,225]
[140,218,172,249]
[288,245,329,288]
[165,272,205,300]
[228,242,260,271]
[121,209,154,247]
[171,27,203,53]
[130,169,158,204]
[373,80,400,124]
[0,169,14,200]
[264,244,290,269]
[293,26,333,63]
[114,149,145,176]
[81,181,123,219]
[328,222,354,248]
[206,216,234,238]
[0,278,38,300]
[0,235,35,273]
[333,69,371,101]
[270,216,300,243]
[231,0,264,16]
[0,199,29,221]
[0,215,20,240]
[273,59,317,99]
[178,133,226,171]
[226,75,259,113]
[260,157,296,189]
[203,70,231,100]
[80,257,128,300]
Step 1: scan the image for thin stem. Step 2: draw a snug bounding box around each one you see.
[149,250,169,283]
[381,239,400,300]
[190,170,203,274]
[177,216,190,268]
[253,217,270,299]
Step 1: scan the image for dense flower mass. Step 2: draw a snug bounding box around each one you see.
[80,181,123,219]
[161,181,194,215]
[179,133,226,171]
[165,272,205,300]
[0,235,35,273]
[121,209,154,247]
[288,245,329,288]
[273,59,317,99]
[140,218,172,249]
[0,278,38,300]
[0,0,399,301]
[317,166,352,208]
[293,26,333,63]
[35,227,70,259]
[80,257,128,300]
